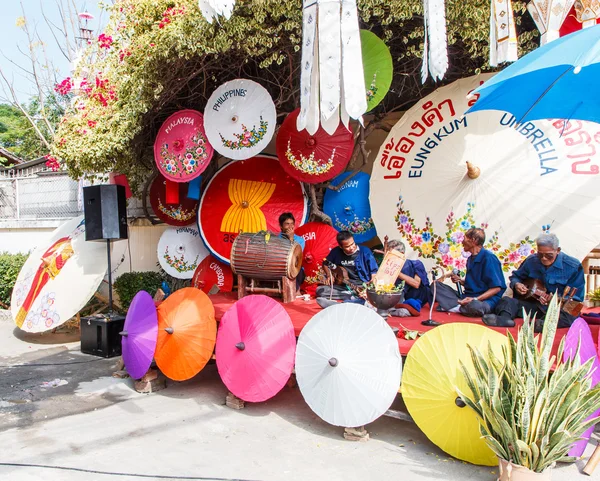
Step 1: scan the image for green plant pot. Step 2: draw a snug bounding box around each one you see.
[498,458,553,481]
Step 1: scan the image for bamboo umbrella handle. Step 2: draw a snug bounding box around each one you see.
[584,442,600,476]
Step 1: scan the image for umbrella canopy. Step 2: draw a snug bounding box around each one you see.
[467,25,600,124]
[216,295,296,402]
[191,255,234,294]
[323,171,376,244]
[155,287,216,381]
[11,216,106,333]
[361,30,393,112]
[563,317,600,457]
[402,323,507,466]
[295,222,339,294]
[295,303,401,427]
[154,109,213,183]
[198,155,308,264]
[276,108,354,184]
[121,290,158,380]
[204,79,276,160]
[149,174,198,226]
[157,226,209,279]
[371,74,600,271]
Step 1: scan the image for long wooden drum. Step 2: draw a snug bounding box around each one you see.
[231,232,303,280]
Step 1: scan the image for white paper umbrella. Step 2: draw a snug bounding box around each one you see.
[370,73,600,274]
[204,79,276,160]
[198,0,235,23]
[295,303,402,427]
[157,226,209,279]
[11,216,107,333]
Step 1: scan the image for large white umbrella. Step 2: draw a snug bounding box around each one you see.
[370,74,600,275]
[157,226,209,279]
[11,216,107,333]
[295,303,402,427]
[204,79,276,160]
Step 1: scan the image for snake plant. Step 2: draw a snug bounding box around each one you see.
[458,296,600,473]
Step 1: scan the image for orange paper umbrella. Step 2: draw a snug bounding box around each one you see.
[155,287,216,381]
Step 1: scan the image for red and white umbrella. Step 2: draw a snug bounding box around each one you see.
[191,255,234,294]
[149,175,198,226]
[295,222,339,295]
[276,108,354,184]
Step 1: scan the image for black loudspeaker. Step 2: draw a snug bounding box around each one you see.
[80,314,126,358]
[83,184,128,240]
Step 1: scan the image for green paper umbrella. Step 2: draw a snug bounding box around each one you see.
[361,30,393,112]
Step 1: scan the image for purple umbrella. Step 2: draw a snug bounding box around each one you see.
[563,318,600,457]
[121,291,158,380]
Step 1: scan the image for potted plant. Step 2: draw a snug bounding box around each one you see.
[588,288,600,308]
[364,280,405,318]
[458,296,600,480]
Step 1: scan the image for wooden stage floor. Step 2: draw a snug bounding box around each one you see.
[210,292,600,356]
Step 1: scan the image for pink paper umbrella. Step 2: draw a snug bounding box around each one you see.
[564,318,600,457]
[216,295,296,402]
[121,291,158,380]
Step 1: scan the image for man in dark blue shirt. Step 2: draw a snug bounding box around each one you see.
[383,239,430,317]
[278,212,305,293]
[432,228,506,317]
[315,230,378,308]
[484,233,584,330]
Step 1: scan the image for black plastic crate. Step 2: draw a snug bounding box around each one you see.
[80,314,125,358]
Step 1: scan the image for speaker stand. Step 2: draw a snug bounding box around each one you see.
[106,238,116,318]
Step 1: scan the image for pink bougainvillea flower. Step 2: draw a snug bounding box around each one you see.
[98,33,113,49]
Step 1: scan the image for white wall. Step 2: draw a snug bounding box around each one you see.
[0,227,54,254]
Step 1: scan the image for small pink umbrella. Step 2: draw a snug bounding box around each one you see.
[216,295,296,402]
[78,12,94,20]
[564,318,600,457]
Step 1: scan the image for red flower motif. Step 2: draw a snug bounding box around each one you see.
[98,33,113,49]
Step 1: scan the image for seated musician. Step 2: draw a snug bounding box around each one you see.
[315,230,378,309]
[432,228,506,317]
[483,233,584,330]
[384,239,431,317]
[278,212,306,292]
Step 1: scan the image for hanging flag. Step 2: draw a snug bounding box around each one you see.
[527,0,575,44]
[489,0,518,66]
[421,0,449,83]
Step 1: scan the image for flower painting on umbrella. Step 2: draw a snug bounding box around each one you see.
[371,74,600,276]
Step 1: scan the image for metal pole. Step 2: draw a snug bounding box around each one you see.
[107,239,113,315]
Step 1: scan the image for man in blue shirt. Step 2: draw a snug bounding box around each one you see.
[384,239,431,317]
[278,212,305,292]
[432,228,506,317]
[315,230,378,308]
[484,233,584,330]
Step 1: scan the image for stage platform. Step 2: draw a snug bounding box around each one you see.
[211,292,600,356]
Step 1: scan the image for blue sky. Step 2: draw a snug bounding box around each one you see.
[0,1,105,103]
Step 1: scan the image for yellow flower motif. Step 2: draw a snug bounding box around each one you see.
[421,242,433,256]
[450,244,462,258]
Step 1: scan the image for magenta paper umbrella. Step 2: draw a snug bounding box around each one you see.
[563,318,600,457]
[154,109,214,183]
[121,291,159,380]
[216,295,296,402]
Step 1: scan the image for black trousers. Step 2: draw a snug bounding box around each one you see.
[431,282,491,317]
[494,297,576,329]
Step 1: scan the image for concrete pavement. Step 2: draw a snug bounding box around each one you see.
[0,316,596,481]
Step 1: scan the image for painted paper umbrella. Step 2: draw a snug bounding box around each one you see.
[121,290,158,380]
[155,287,217,381]
[216,295,296,402]
[323,171,376,243]
[361,30,393,112]
[154,109,213,183]
[149,174,198,226]
[11,216,107,333]
[198,155,308,264]
[204,79,276,160]
[191,255,234,294]
[276,108,354,184]
[295,222,339,295]
[296,303,401,427]
[402,323,507,466]
[157,226,209,279]
[563,318,600,457]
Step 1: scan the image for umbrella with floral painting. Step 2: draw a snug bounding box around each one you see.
[371,74,600,276]
[154,109,213,183]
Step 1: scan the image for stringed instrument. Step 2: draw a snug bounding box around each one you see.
[515,278,583,317]
[319,259,366,297]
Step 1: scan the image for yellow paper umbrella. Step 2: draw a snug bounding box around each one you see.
[401,323,507,466]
